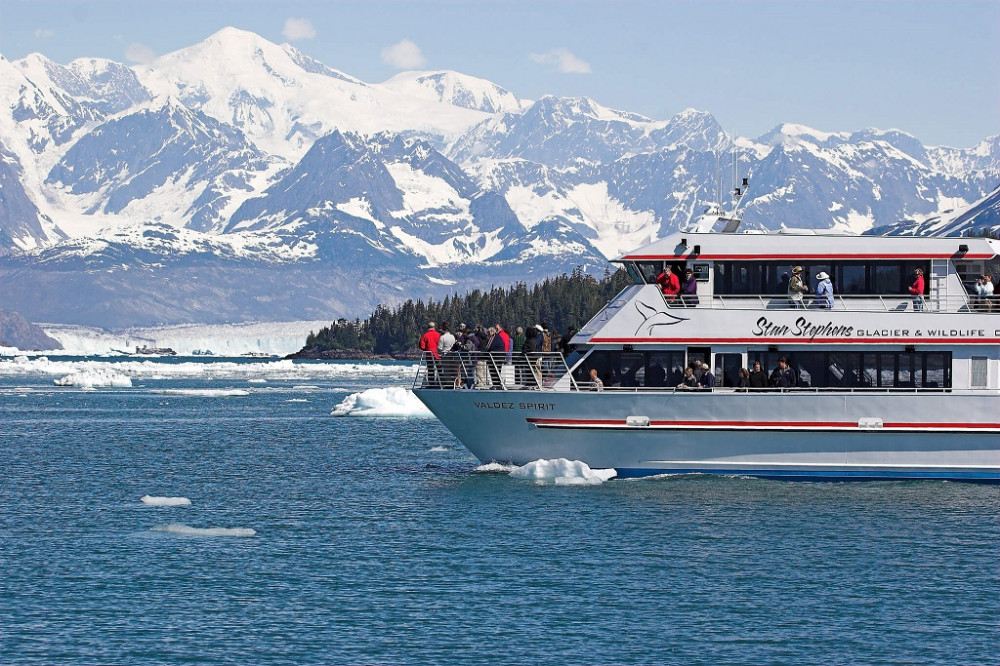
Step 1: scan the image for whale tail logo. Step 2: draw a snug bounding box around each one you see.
[634,299,689,336]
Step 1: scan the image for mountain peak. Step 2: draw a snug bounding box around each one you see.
[381,70,523,114]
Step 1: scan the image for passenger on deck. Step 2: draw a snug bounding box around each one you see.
[975,274,994,311]
[909,268,925,311]
[589,368,604,392]
[495,323,513,363]
[677,365,699,390]
[737,367,750,391]
[788,266,808,308]
[647,364,667,387]
[512,326,525,353]
[656,266,680,302]
[559,327,577,356]
[680,268,699,307]
[521,325,539,387]
[769,357,797,388]
[418,321,441,386]
[814,272,834,309]
[698,363,716,390]
[748,361,768,389]
[437,322,457,388]
[459,326,479,388]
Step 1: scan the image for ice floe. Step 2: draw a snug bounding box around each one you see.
[53,369,132,388]
[0,356,416,383]
[151,523,256,537]
[331,387,434,417]
[509,458,617,485]
[141,495,192,506]
[154,389,250,397]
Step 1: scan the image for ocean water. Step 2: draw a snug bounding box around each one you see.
[1,358,997,665]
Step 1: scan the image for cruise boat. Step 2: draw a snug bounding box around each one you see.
[413,202,1000,482]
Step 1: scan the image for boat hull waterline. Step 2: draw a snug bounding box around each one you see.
[415,388,1000,481]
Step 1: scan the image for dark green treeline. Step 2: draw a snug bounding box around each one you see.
[304,267,630,354]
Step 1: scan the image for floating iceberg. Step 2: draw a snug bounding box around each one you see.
[331,387,434,418]
[141,495,192,506]
[509,458,617,485]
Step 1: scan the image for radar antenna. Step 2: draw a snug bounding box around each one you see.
[682,146,748,233]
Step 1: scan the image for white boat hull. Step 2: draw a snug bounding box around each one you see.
[414,388,1000,481]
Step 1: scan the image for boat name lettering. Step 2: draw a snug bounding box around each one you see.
[752,316,854,341]
[473,401,556,411]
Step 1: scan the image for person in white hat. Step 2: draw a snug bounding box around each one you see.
[814,271,834,309]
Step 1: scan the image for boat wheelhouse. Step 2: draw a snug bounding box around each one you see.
[413,228,1000,482]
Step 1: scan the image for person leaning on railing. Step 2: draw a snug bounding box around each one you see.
[909,268,925,311]
[974,274,994,311]
[521,326,539,388]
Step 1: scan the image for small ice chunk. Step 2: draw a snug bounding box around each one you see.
[510,458,617,485]
[154,389,250,397]
[141,495,192,506]
[475,462,519,474]
[151,523,256,537]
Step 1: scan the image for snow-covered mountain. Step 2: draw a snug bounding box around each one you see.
[381,70,527,114]
[0,27,997,328]
[132,27,488,160]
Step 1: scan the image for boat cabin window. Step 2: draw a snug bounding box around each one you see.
[575,349,687,387]
[748,351,951,389]
[627,261,707,286]
[713,261,931,296]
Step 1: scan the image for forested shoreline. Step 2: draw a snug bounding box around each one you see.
[290,267,630,358]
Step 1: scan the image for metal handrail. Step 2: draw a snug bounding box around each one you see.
[412,351,994,394]
[413,351,576,391]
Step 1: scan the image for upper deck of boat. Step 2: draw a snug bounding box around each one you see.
[616,229,1000,262]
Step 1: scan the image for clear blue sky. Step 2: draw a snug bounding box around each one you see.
[1,0,997,148]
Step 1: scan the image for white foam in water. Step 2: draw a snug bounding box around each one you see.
[286,398,309,403]
[154,389,251,397]
[53,369,133,388]
[428,445,449,452]
[509,458,618,485]
[151,523,256,537]
[331,387,433,418]
[475,462,519,474]
[141,495,192,506]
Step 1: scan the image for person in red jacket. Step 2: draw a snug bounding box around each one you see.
[418,321,441,385]
[909,268,925,311]
[656,265,680,302]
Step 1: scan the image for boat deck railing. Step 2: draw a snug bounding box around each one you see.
[668,293,999,313]
[414,351,577,391]
[413,352,994,394]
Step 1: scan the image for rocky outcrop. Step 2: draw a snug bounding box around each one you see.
[0,309,62,350]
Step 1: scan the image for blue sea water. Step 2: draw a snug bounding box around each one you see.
[1,358,998,665]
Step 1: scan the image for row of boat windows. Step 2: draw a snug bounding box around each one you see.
[630,261,932,296]
[577,350,952,389]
